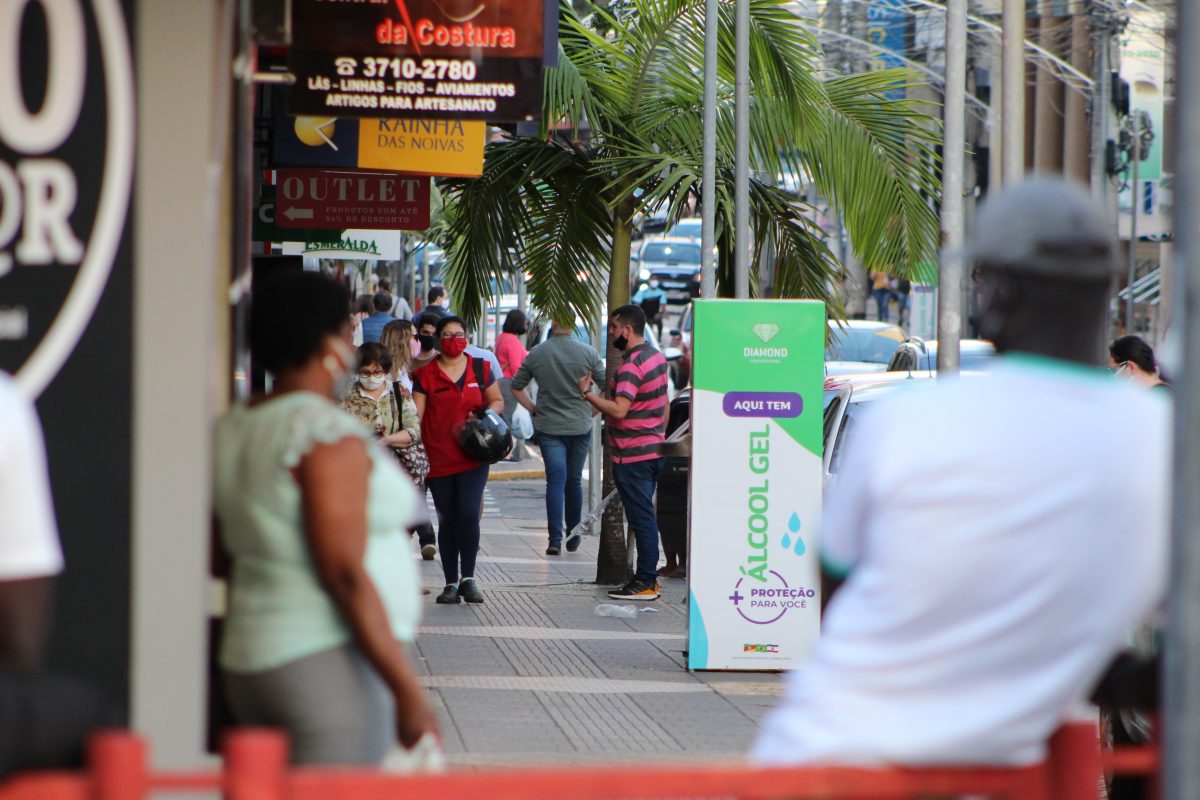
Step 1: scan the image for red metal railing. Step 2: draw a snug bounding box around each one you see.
[0,722,1155,800]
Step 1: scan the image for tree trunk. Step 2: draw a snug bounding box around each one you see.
[595,200,636,585]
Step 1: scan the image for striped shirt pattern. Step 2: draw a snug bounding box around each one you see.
[607,342,668,464]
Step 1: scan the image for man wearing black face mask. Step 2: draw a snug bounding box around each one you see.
[579,305,669,601]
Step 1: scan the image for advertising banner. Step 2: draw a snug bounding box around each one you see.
[254,186,342,243]
[273,93,486,178]
[866,0,908,99]
[275,170,431,230]
[288,0,544,122]
[0,0,136,705]
[688,300,825,671]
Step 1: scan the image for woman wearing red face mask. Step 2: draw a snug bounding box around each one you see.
[412,316,504,605]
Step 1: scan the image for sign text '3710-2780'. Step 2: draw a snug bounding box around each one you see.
[288,0,543,122]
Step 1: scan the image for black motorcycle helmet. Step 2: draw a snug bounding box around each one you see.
[457,409,513,463]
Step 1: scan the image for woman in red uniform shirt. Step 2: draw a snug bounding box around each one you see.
[412,316,504,605]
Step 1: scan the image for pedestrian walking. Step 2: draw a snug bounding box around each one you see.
[360,292,395,344]
[378,278,414,321]
[415,312,503,381]
[894,277,912,329]
[512,318,605,555]
[632,280,667,340]
[214,272,437,765]
[339,342,435,562]
[579,305,669,601]
[380,319,418,391]
[495,310,530,461]
[751,178,1170,767]
[413,316,505,605]
[351,295,373,347]
[421,286,451,321]
[869,271,893,321]
[1109,335,1169,390]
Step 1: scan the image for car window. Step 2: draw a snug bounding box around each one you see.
[641,242,702,263]
[668,221,702,238]
[960,351,996,370]
[826,326,905,364]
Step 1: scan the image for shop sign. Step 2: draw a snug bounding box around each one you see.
[253,185,342,243]
[275,169,431,230]
[688,300,825,671]
[287,0,543,122]
[273,104,485,178]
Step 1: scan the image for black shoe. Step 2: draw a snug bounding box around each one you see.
[459,578,484,604]
[546,545,561,556]
[565,532,581,552]
[607,580,660,601]
[435,584,461,604]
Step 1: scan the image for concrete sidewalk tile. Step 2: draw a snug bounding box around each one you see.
[416,477,784,766]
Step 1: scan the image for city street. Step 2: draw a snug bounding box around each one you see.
[412,473,785,767]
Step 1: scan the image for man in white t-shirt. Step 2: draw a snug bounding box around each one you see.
[752,178,1170,767]
[0,373,117,776]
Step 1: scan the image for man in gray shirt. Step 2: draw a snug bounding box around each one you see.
[512,321,605,555]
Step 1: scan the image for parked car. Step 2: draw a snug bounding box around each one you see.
[825,320,907,375]
[822,371,934,483]
[632,238,702,303]
[886,338,997,376]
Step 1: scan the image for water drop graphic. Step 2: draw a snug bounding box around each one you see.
[788,512,802,533]
[781,532,791,550]
[793,536,806,556]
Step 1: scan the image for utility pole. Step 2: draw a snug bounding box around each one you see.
[1165,1,1200,797]
[1001,0,1025,185]
[699,0,718,299]
[734,0,750,298]
[938,0,968,376]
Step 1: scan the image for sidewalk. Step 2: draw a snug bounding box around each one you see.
[412,477,785,767]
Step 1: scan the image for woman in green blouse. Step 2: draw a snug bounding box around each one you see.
[213,273,438,765]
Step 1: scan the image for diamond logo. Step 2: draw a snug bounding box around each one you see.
[752,323,780,343]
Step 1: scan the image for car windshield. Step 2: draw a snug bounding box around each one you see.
[668,220,702,238]
[825,325,905,364]
[641,242,702,264]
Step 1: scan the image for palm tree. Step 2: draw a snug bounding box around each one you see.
[440,0,941,584]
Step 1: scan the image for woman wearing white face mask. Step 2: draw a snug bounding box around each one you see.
[340,342,420,452]
[213,273,438,766]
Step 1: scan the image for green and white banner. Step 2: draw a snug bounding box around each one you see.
[688,300,825,670]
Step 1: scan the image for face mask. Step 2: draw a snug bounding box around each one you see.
[360,374,387,391]
[612,331,629,352]
[322,337,356,397]
[440,337,468,358]
[418,333,437,351]
[409,338,423,357]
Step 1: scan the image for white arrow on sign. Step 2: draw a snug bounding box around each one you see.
[283,207,314,221]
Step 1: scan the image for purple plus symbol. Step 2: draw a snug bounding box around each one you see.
[728,590,744,606]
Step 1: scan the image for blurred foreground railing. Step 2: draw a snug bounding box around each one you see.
[0,722,1157,800]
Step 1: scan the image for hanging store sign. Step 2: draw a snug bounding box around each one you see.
[688,300,826,671]
[275,169,431,230]
[274,113,486,177]
[254,185,342,243]
[288,0,544,122]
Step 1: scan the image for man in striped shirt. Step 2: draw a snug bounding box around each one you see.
[579,305,669,601]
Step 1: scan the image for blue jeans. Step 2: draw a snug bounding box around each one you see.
[872,288,892,321]
[612,458,663,585]
[539,433,592,545]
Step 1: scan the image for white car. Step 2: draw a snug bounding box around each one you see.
[825,320,907,375]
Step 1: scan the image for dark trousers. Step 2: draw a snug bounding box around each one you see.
[427,463,489,584]
[0,671,121,778]
[612,458,663,585]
